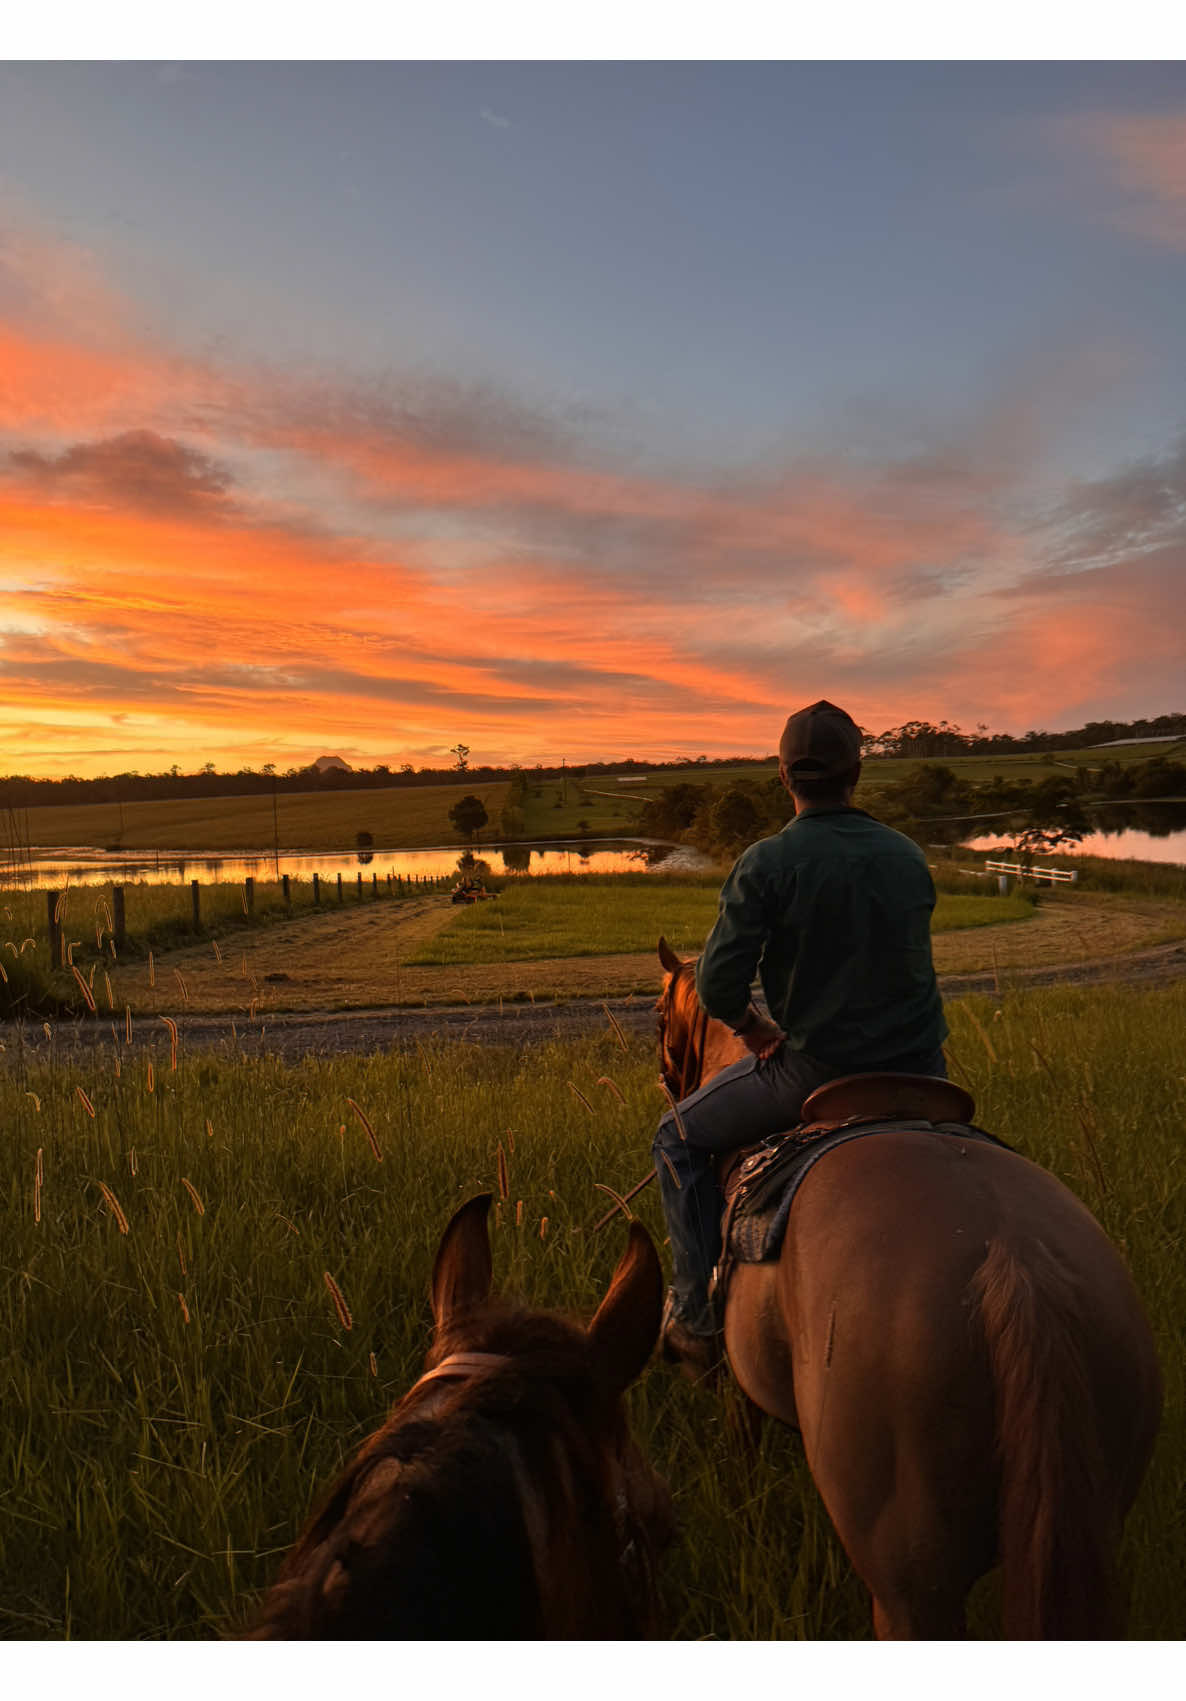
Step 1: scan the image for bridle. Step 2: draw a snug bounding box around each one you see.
[658,962,710,1103]
[410,1351,511,1393]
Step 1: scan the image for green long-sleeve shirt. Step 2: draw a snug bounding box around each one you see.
[695,805,948,1068]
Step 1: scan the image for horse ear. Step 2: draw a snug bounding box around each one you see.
[430,1193,494,1330]
[587,1221,664,1395]
[657,936,684,974]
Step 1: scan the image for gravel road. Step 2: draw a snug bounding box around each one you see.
[6,938,1184,1066]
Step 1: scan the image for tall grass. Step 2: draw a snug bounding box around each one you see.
[2,981,1182,1639]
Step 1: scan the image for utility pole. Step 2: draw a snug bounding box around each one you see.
[272,771,280,878]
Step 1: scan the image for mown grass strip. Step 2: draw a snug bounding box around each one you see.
[409,880,1035,966]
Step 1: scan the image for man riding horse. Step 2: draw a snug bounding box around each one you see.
[654,699,948,1374]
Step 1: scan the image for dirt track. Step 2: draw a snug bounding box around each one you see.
[8,934,1185,1065]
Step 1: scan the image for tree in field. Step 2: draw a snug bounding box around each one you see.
[448,793,488,841]
[450,743,470,772]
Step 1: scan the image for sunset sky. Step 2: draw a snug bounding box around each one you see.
[3,48,1186,777]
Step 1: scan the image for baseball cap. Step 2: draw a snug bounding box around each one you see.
[778,700,862,778]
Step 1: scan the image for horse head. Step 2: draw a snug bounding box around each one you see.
[656,935,711,1102]
[247,1194,671,1639]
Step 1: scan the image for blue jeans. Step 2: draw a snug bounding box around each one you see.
[653,1045,948,1333]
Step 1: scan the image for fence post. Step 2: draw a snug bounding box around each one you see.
[313,872,320,906]
[998,874,1009,895]
[191,879,201,932]
[113,885,126,952]
[357,872,363,901]
[337,873,343,903]
[282,874,291,909]
[372,872,378,898]
[244,876,255,916]
[47,890,62,968]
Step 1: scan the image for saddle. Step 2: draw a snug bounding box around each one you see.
[712,1074,1006,1283]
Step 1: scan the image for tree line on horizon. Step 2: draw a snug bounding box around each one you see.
[637,752,1186,861]
[2,711,1184,810]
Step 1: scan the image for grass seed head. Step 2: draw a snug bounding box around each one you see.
[180,1178,205,1216]
[323,1271,353,1331]
[70,964,97,1014]
[76,1085,96,1118]
[97,1181,130,1235]
[345,1096,383,1162]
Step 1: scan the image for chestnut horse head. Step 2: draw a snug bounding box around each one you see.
[656,935,708,1102]
[654,940,1162,1640]
[248,1194,671,1639]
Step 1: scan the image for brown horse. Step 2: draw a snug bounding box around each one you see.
[656,940,1162,1639]
[248,1193,671,1638]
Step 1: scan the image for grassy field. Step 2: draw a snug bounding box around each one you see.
[1,982,1182,1639]
[9,871,1186,1020]
[11,780,511,854]
[409,879,1036,966]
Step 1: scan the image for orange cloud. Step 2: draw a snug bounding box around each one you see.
[1053,111,1186,249]
[2,222,1183,776]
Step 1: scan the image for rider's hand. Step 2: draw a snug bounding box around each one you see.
[734,1007,786,1060]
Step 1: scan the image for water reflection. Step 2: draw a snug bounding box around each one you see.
[969,823,1186,866]
[0,838,714,890]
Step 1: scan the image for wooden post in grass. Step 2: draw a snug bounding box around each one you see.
[46,890,62,968]
[357,872,363,900]
[282,874,291,909]
[244,876,255,916]
[372,872,378,898]
[337,872,343,903]
[312,872,320,906]
[191,880,201,932]
[112,885,126,952]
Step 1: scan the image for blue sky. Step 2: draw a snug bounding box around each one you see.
[2,51,1186,772]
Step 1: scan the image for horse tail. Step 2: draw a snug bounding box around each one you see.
[971,1236,1119,1639]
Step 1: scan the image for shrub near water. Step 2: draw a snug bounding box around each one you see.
[2,982,1183,1639]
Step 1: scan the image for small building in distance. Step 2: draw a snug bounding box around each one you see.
[311,754,353,774]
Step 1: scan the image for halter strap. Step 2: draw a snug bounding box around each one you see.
[411,1351,512,1393]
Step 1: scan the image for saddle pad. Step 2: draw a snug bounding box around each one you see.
[727,1119,1007,1264]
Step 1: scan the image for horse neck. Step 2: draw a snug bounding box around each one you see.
[675,977,746,1090]
[701,1019,748,1084]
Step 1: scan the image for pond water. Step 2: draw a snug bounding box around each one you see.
[1,838,717,891]
[967,827,1186,867]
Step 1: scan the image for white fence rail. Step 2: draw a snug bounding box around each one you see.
[984,860,1078,885]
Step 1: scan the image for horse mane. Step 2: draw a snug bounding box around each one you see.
[247,1300,659,1640]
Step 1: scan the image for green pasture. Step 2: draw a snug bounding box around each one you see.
[1,981,1182,1639]
[409,878,1035,966]
[10,779,511,855]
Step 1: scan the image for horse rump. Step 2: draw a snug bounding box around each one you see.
[972,1235,1152,1639]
